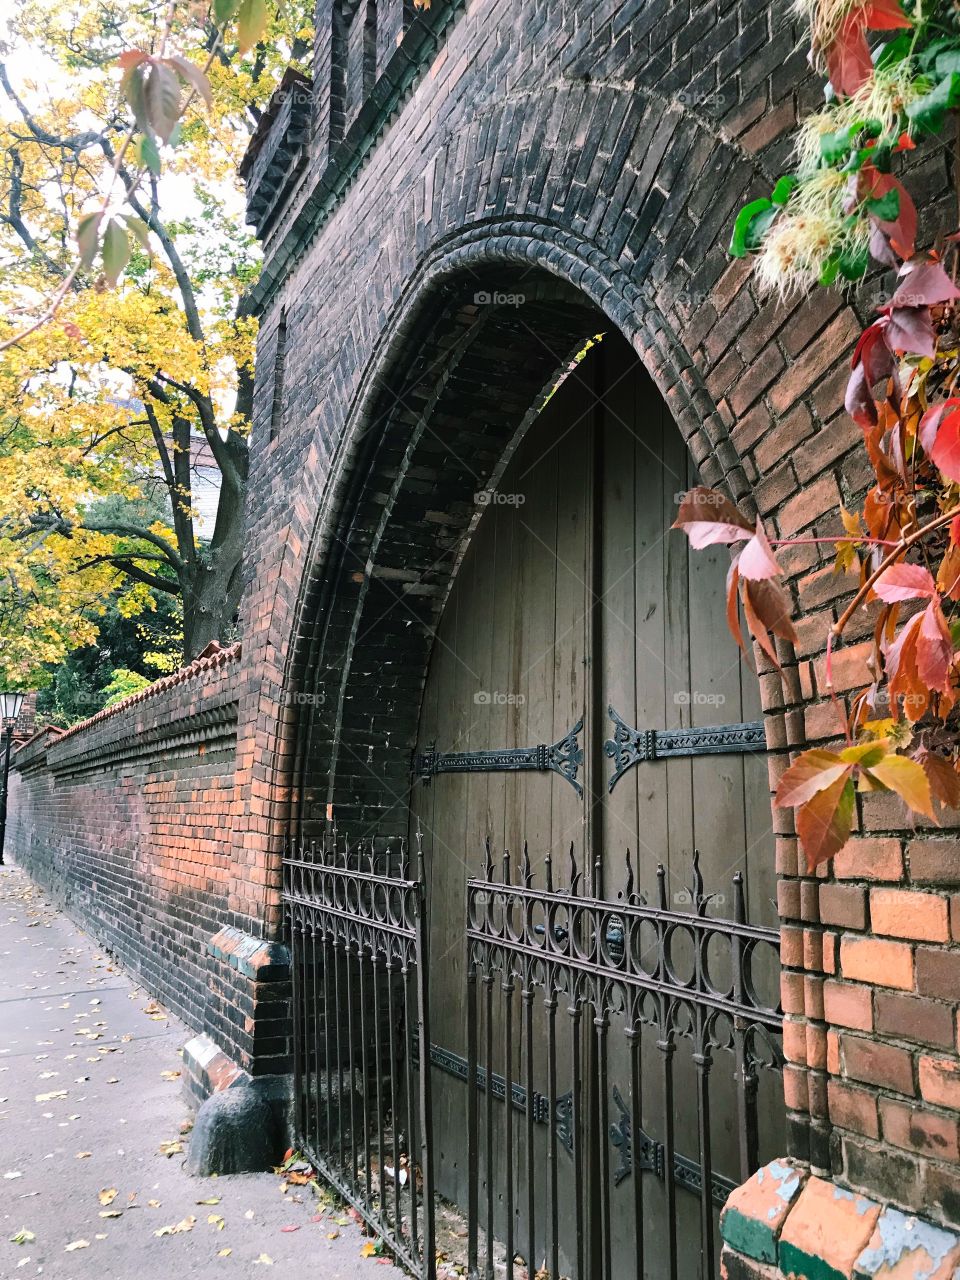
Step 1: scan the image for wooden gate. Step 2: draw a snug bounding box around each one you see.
[409,334,784,1278]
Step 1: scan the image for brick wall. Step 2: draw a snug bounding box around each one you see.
[7,643,290,1080]
[231,0,960,1228]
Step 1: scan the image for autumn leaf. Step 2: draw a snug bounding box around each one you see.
[918,751,960,810]
[65,1239,90,1251]
[798,772,857,870]
[10,1228,35,1245]
[671,487,753,549]
[776,749,852,806]
[97,1188,117,1206]
[738,518,782,581]
[361,1241,378,1257]
[872,562,937,602]
[930,403,960,482]
[864,753,937,821]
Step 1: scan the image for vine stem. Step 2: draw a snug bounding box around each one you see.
[833,506,960,638]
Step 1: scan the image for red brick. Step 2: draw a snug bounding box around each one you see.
[841,1034,915,1093]
[778,1175,880,1277]
[823,980,873,1031]
[777,472,842,537]
[874,991,955,1049]
[916,948,960,1001]
[819,883,867,930]
[870,888,950,943]
[919,1055,960,1109]
[827,1078,879,1138]
[880,1097,960,1161]
[840,936,915,990]
[769,312,862,416]
[813,639,873,695]
[909,839,960,885]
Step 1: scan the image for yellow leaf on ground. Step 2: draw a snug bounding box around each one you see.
[361,1241,377,1257]
[65,1240,90,1251]
[97,1188,117,1206]
[253,1255,273,1266]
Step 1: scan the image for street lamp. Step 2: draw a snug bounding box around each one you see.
[0,690,25,867]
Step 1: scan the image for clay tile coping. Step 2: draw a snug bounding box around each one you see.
[52,640,241,744]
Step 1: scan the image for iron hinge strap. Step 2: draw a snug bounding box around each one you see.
[604,706,766,793]
[415,717,583,796]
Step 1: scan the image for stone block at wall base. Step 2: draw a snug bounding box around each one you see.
[182,1032,293,1170]
[721,1159,960,1279]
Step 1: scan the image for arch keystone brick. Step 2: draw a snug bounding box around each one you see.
[779,1178,881,1279]
[720,1159,807,1264]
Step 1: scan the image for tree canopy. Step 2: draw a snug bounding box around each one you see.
[0,0,310,685]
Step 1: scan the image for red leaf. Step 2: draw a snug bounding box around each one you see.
[872,562,937,602]
[862,0,911,28]
[917,597,953,693]
[797,772,856,870]
[742,576,798,666]
[726,560,747,657]
[930,405,960,483]
[671,487,753,549]
[918,401,959,455]
[892,261,960,308]
[738,518,782,581]
[775,749,850,807]
[852,320,895,385]
[826,13,873,96]
[864,172,917,260]
[882,305,936,359]
[919,751,960,810]
[845,363,878,429]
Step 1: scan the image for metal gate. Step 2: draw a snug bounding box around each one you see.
[464,844,783,1280]
[284,830,436,1277]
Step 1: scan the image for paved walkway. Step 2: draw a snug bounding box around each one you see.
[0,863,407,1279]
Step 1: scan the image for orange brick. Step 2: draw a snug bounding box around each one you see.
[919,1055,960,1110]
[840,935,915,990]
[778,1175,880,1277]
[783,1018,807,1066]
[833,837,904,882]
[880,1097,960,1161]
[823,980,873,1031]
[870,888,950,943]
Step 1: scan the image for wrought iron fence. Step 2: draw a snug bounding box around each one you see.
[284,831,436,1278]
[465,845,783,1280]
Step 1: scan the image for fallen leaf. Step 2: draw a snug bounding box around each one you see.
[98,1188,118,1207]
[254,1256,274,1266]
[327,1231,340,1240]
[99,1211,122,1219]
[4,1171,23,1180]
[76,1152,92,1159]
[147,1199,161,1208]
[161,1070,180,1081]
[217,1248,232,1257]
[208,1214,225,1230]
[65,1239,90,1251]
[35,1091,66,1102]
[154,1215,195,1237]
[280,1224,301,1232]
[158,1140,183,1157]
[361,1242,377,1257]
[10,1228,35,1245]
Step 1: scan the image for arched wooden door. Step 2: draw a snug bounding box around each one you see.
[409,334,783,1278]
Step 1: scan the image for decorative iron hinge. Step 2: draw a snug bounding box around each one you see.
[604,706,765,792]
[415,718,583,796]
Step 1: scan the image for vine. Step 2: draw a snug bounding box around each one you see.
[672,0,960,867]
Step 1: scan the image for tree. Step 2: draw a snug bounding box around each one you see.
[674,0,960,868]
[0,0,311,682]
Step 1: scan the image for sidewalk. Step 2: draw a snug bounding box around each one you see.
[0,863,406,1279]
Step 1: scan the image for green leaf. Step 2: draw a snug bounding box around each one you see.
[906,71,960,135]
[122,214,152,253]
[76,212,103,267]
[136,133,161,175]
[771,175,798,206]
[101,218,130,286]
[819,253,840,286]
[874,31,913,71]
[820,128,852,165]
[866,187,900,220]
[237,0,269,52]
[936,48,960,76]
[213,0,241,23]
[838,241,869,280]
[729,197,774,257]
[120,64,149,132]
[144,61,181,144]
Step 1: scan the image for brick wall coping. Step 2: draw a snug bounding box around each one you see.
[720,1160,960,1278]
[10,725,64,773]
[48,641,241,747]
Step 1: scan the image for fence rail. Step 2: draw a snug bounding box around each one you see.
[284,832,435,1279]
